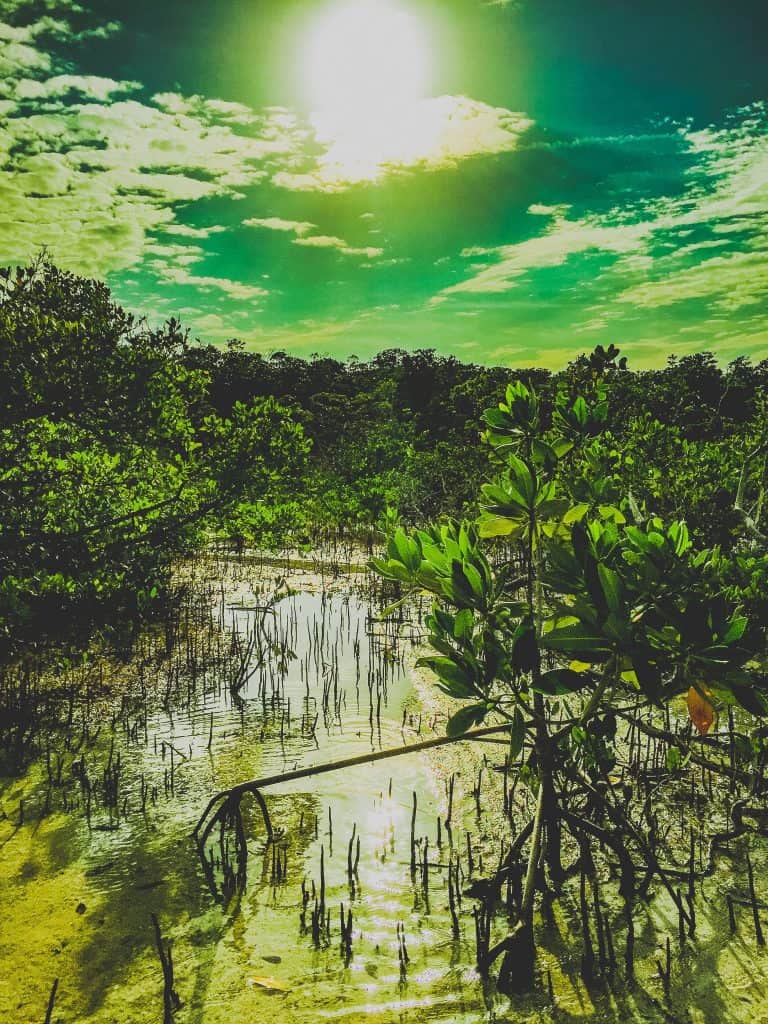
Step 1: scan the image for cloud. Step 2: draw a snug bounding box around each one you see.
[274,95,533,191]
[292,234,384,259]
[0,1,87,14]
[15,74,139,102]
[243,217,384,258]
[190,313,227,335]
[244,216,316,235]
[528,203,570,217]
[615,249,768,313]
[155,265,268,301]
[0,7,307,279]
[0,19,57,78]
[432,103,768,320]
[161,223,227,239]
[437,219,647,299]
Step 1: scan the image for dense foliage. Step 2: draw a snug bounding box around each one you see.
[185,340,768,551]
[0,261,307,658]
[371,368,767,989]
[2,259,766,662]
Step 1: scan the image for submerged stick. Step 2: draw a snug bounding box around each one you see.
[151,914,181,1024]
[43,979,59,1024]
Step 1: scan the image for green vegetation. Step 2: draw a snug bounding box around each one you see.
[2,258,768,1014]
[3,259,766,664]
[371,369,767,989]
[0,260,307,659]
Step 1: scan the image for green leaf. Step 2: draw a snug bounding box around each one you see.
[723,616,748,644]
[541,622,612,661]
[483,408,514,430]
[450,560,478,607]
[536,498,571,519]
[531,439,558,471]
[668,521,691,556]
[477,513,521,539]
[534,668,594,695]
[665,746,682,771]
[391,528,419,571]
[597,505,626,524]
[597,564,623,614]
[380,594,412,618]
[563,503,589,525]
[454,608,474,640]
[729,683,768,717]
[462,561,484,601]
[572,396,588,426]
[507,454,536,507]
[446,703,488,737]
[511,618,539,673]
[416,656,475,698]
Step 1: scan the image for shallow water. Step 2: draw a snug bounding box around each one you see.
[0,558,504,1023]
[2,556,768,1024]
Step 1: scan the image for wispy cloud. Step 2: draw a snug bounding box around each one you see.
[433,103,768,323]
[0,7,306,279]
[244,216,316,235]
[244,217,384,259]
[292,234,384,259]
[155,265,268,301]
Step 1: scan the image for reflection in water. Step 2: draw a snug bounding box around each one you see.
[0,555,501,1024]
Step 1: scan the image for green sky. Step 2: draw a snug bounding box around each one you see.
[1,0,767,367]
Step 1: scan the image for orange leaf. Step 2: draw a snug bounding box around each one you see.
[686,686,715,735]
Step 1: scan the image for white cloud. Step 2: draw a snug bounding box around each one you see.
[615,249,768,313]
[0,43,306,277]
[433,103,768,318]
[293,234,384,259]
[437,219,647,300]
[190,313,227,335]
[243,217,384,258]
[0,1,86,14]
[15,74,139,102]
[528,203,570,217]
[161,223,227,239]
[0,2,312,281]
[244,216,316,235]
[155,265,268,301]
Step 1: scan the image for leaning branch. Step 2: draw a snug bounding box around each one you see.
[193,722,515,845]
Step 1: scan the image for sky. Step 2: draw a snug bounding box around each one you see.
[1,0,767,368]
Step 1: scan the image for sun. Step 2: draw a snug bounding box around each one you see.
[304,0,428,119]
[302,0,432,180]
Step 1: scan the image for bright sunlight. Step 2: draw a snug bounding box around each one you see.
[302,0,434,181]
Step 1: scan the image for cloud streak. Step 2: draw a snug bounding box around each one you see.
[433,104,768,323]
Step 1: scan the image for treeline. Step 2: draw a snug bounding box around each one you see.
[184,337,767,548]
[1,259,766,657]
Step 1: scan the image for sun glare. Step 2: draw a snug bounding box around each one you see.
[303,0,432,180]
